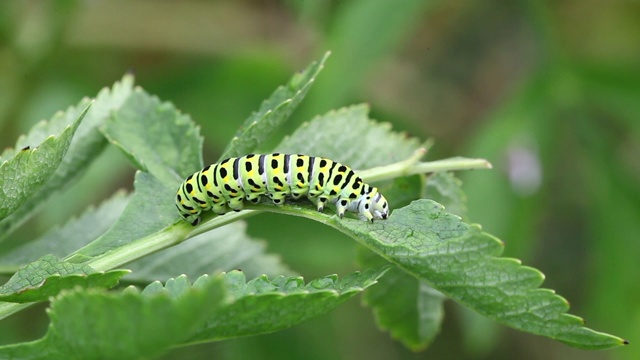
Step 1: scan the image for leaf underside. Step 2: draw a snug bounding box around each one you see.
[0,103,89,223]
[0,76,134,239]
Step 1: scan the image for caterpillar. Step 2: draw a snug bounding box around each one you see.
[176,153,389,225]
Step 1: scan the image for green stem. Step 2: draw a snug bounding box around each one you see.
[86,211,259,271]
[360,148,492,182]
[88,224,189,271]
[186,210,257,239]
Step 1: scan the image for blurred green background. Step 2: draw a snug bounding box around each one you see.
[1,0,638,359]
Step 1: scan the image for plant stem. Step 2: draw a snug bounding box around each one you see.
[360,148,492,183]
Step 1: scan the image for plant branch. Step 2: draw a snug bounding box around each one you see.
[360,148,492,183]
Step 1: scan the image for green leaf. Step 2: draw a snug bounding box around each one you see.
[126,221,292,283]
[72,172,175,258]
[0,76,134,239]
[334,200,627,350]
[0,274,227,360]
[242,197,626,350]
[424,171,499,351]
[0,254,128,303]
[0,103,89,222]
[275,104,421,168]
[359,173,465,351]
[219,52,330,160]
[102,88,203,184]
[424,172,468,219]
[65,86,204,259]
[359,249,445,351]
[0,270,384,359]
[0,192,129,270]
[187,267,389,342]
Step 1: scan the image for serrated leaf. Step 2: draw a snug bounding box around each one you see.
[333,199,626,350]
[0,254,128,303]
[0,274,227,360]
[275,104,421,168]
[187,267,389,342]
[0,103,89,222]
[73,172,175,258]
[358,171,467,351]
[102,88,203,184]
[32,76,134,194]
[0,76,134,238]
[220,52,330,160]
[126,221,291,283]
[0,191,129,268]
[0,270,383,359]
[424,171,499,351]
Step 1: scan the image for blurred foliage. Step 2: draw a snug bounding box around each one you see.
[0,0,638,359]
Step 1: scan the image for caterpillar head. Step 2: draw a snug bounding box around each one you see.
[370,187,389,220]
[176,195,202,226]
[358,186,389,222]
[176,177,203,226]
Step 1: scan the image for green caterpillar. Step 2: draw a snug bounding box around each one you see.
[176,153,390,225]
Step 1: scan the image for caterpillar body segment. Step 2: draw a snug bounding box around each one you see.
[176,154,389,225]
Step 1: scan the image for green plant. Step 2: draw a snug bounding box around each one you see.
[0,53,626,359]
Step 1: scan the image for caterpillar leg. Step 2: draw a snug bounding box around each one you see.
[360,211,374,223]
[335,199,349,218]
[271,192,287,205]
[290,190,305,200]
[316,196,328,212]
[227,197,244,211]
[356,198,376,223]
[245,193,261,204]
[211,201,229,215]
[181,213,201,226]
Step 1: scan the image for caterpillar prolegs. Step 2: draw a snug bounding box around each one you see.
[176,153,390,225]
